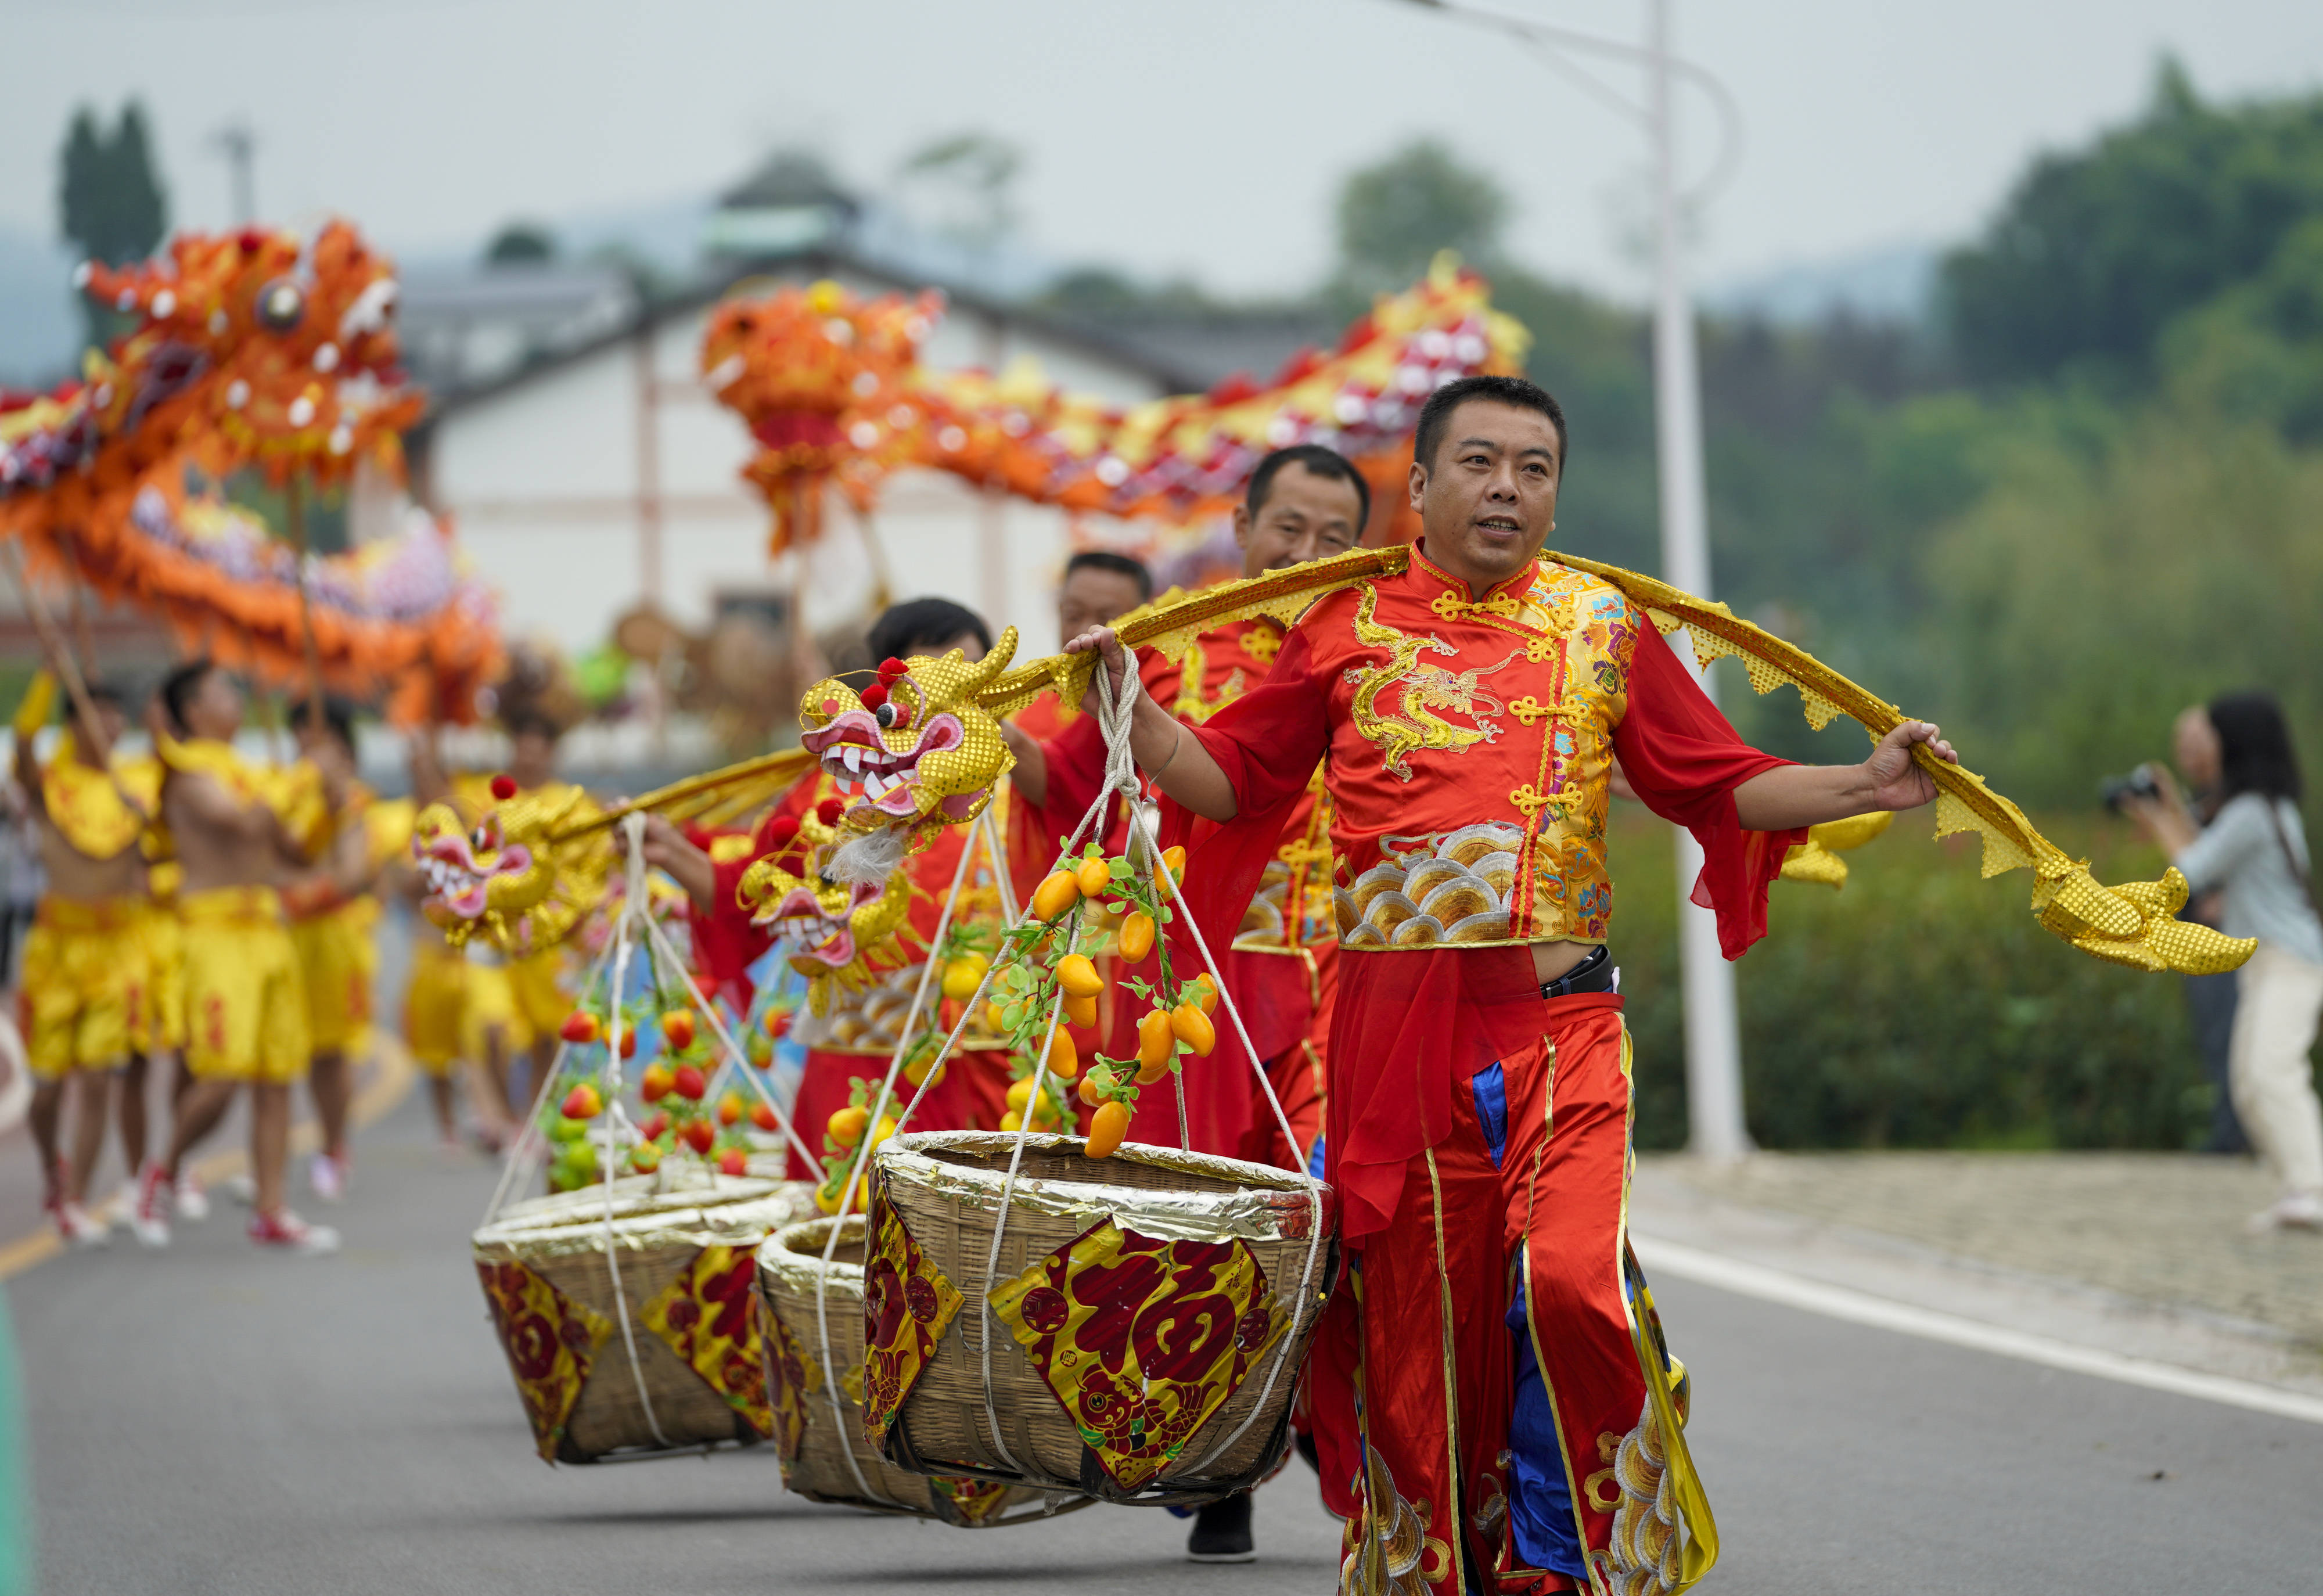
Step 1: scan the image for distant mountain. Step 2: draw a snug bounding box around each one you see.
[1703,241,1939,328]
[0,224,83,388]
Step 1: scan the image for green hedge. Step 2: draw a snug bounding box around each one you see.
[1606,806,2211,1152]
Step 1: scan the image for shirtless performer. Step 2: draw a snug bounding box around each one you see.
[12,670,153,1246]
[286,699,382,1202]
[131,661,338,1254]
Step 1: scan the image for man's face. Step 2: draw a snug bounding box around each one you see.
[509,729,557,788]
[1409,400,1562,589]
[93,702,126,747]
[185,671,246,741]
[1056,570,1144,642]
[921,630,986,666]
[1234,462,1366,581]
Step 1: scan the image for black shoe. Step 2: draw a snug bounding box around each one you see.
[1187,1492,1256,1563]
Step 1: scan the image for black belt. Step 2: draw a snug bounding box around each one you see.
[1539,944,1616,1000]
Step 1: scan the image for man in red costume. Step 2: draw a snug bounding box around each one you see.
[1071,375,1956,1594]
[1012,444,1368,1565]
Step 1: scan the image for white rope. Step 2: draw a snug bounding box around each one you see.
[478,925,617,1224]
[972,654,1148,1476]
[809,808,984,1507]
[637,909,820,1170]
[600,815,673,1451]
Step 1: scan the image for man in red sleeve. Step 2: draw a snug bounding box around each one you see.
[1010,446,1368,1175]
[1070,375,1956,1594]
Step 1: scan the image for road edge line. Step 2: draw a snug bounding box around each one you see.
[1631,1232,2323,1429]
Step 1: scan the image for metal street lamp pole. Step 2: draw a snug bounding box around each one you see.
[1394,0,1749,1159]
[1645,0,1748,1161]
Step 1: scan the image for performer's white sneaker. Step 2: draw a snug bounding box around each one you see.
[2249,1192,2323,1233]
[308,1153,348,1204]
[131,1162,174,1249]
[48,1198,109,1249]
[249,1208,340,1256]
[174,1171,211,1222]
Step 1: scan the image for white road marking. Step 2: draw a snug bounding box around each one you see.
[1633,1233,2323,1428]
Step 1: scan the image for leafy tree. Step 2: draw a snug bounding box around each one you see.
[484,222,557,265]
[1330,138,1509,303]
[57,99,168,348]
[895,131,1022,251]
[1941,58,2323,386]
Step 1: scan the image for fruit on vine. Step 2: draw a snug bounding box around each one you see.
[560,1083,603,1120]
[630,1143,662,1173]
[941,956,987,1001]
[717,1092,744,1127]
[639,1110,670,1143]
[661,1010,696,1051]
[1031,870,1080,919]
[1064,991,1098,1030]
[763,1007,793,1040]
[1084,1100,1130,1159]
[640,1064,674,1103]
[717,1147,749,1177]
[1157,845,1188,896]
[673,1065,707,1101]
[1137,1010,1176,1078]
[680,1119,716,1155]
[984,1001,1008,1033]
[1171,1004,1216,1056]
[1077,1069,1110,1106]
[618,1029,638,1059]
[1074,855,1112,897]
[1117,912,1156,962]
[1044,1026,1079,1080]
[751,1101,779,1133]
[1056,954,1103,998]
[559,1011,601,1045]
[1190,972,1220,1013]
[828,1105,869,1145]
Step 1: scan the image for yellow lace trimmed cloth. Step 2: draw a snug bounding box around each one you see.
[39,732,155,861]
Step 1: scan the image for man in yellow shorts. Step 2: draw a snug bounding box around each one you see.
[284,699,387,1204]
[11,670,152,1247]
[132,660,336,1255]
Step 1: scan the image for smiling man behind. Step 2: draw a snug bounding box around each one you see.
[1069,375,1956,1593]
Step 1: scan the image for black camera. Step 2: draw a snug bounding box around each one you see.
[2099,765,2162,812]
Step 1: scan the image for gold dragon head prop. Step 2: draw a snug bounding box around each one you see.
[736,796,913,1012]
[411,781,610,954]
[794,630,1041,875]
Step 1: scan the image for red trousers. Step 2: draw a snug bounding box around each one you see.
[1305,995,1717,1595]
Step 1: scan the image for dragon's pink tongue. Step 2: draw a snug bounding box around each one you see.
[941,792,980,818]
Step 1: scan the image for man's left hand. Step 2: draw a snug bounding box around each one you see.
[1862,720,1959,811]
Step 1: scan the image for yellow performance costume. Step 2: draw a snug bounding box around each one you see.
[157,736,312,1085]
[449,772,594,1038]
[19,729,157,1080]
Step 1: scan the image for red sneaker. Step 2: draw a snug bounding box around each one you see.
[248,1207,340,1256]
[131,1162,174,1250]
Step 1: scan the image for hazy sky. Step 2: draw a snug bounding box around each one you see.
[10,0,2323,300]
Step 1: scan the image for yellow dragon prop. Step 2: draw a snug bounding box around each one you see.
[426,545,2248,977]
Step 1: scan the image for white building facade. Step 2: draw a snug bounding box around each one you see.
[413,253,1185,664]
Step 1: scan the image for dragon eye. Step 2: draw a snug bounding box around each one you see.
[471,828,489,852]
[874,702,898,728]
[255,278,306,332]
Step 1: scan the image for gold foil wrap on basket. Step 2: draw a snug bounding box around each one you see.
[471,1174,814,1461]
[754,1217,1088,1526]
[865,1131,1336,1507]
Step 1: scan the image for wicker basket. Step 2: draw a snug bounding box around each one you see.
[864,1131,1335,1506]
[472,1171,815,1463]
[756,1217,1087,1526]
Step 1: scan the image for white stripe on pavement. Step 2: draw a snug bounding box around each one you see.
[1632,1233,2323,1429]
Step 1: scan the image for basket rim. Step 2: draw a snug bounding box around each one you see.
[757,1214,871,1292]
[870,1131,1333,1246]
[473,1178,802,1256]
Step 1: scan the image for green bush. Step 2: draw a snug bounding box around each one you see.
[1606,805,2208,1152]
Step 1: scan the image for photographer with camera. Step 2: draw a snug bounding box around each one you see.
[2122,692,2323,1232]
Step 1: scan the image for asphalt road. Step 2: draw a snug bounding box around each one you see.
[14,1091,2323,1595]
